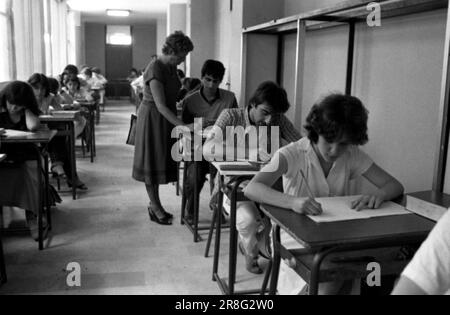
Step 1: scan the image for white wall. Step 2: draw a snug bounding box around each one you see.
[243,0,284,28]
[211,0,243,99]
[168,3,187,35]
[156,17,167,57]
[353,11,446,194]
[284,0,342,16]
[132,24,157,70]
[188,0,215,78]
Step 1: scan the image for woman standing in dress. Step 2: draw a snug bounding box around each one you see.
[133,31,194,225]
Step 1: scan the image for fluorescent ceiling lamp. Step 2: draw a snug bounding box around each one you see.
[107,9,130,17]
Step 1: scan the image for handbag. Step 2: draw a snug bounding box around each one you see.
[126,114,137,146]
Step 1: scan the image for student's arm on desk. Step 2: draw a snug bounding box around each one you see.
[244,152,322,216]
[351,164,404,211]
[25,109,41,131]
[392,277,427,295]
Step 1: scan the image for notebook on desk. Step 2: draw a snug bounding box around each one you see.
[307,196,410,223]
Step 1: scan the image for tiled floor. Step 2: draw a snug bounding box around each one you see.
[0,101,267,295]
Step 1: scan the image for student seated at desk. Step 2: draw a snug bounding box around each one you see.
[0,81,60,240]
[203,81,301,274]
[181,60,238,221]
[392,210,450,295]
[244,93,404,294]
[28,74,88,190]
[91,67,108,106]
[61,74,95,104]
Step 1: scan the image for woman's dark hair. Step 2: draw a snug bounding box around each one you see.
[162,31,194,56]
[64,64,79,75]
[201,60,225,81]
[304,93,369,145]
[48,78,60,95]
[28,73,50,97]
[0,81,40,115]
[64,74,81,90]
[248,81,290,114]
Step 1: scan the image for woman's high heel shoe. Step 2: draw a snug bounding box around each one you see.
[148,206,172,226]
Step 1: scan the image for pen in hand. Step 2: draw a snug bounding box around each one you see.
[300,170,323,216]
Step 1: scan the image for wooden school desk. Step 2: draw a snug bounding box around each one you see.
[210,161,263,295]
[0,154,6,284]
[1,130,57,250]
[40,113,79,200]
[260,204,436,295]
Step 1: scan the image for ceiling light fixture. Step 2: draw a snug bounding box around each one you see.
[106,10,130,17]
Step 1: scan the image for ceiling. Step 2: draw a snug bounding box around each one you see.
[67,0,187,24]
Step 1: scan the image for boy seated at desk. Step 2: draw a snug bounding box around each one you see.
[91,67,108,107]
[181,60,238,222]
[392,210,450,295]
[244,93,404,294]
[0,81,60,240]
[28,74,88,190]
[203,81,301,274]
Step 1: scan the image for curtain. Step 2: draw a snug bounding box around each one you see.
[12,0,46,80]
[0,0,13,81]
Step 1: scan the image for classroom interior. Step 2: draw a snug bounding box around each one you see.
[1,0,450,295]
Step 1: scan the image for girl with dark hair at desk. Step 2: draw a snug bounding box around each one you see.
[0,81,59,240]
[244,93,404,294]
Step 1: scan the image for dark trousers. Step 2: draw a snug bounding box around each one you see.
[184,161,216,216]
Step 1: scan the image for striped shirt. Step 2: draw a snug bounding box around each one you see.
[214,107,301,143]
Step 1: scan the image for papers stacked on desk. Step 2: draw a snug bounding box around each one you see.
[307,196,410,223]
[51,111,79,118]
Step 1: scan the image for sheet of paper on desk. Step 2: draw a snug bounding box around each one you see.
[307,196,410,223]
[1,129,35,138]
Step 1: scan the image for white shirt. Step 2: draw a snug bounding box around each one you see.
[402,210,450,295]
[268,137,374,295]
[276,137,374,199]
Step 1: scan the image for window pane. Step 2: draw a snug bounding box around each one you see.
[0,0,8,14]
[106,25,132,46]
[0,15,10,81]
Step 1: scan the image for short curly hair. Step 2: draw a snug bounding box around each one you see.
[249,81,290,114]
[162,31,194,56]
[304,93,369,145]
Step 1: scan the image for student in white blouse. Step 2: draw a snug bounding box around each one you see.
[392,210,450,295]
[244,93,404,295]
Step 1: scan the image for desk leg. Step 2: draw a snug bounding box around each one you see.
[193,162,199,243]
[0,234,6,284]
[212,175,224,281]
[70,123,77,200]
[36,147,44,251]
[43,150,52,231]
[90,109,95,163]
[228,182,239,295]
[269,225,281,295]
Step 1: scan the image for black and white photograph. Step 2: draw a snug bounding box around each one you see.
[0,0,449,299]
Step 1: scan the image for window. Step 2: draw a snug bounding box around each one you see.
[0,0,11,81]
[106,25,132,46]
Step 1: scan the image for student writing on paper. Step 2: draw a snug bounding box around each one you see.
[392,210,450,295]
[203,81,301,274]
[244,93,404,294]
